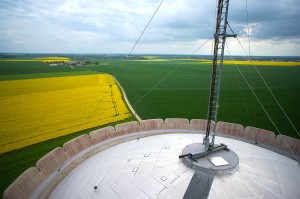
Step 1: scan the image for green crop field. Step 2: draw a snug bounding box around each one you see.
[0,56,300,195]
[45,59,299,135]
[1,58,299,137]
[1,57,299,137]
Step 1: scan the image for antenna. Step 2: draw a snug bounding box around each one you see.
[204,0,236,150]
[179,1,239,173]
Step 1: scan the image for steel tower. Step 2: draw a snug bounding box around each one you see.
[203,0,236,151]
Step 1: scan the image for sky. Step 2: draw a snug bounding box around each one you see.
[0,0,299,56]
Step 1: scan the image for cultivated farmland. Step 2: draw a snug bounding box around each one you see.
[0,74,132,154]
[0,56,299,196]
[87,57,300,139]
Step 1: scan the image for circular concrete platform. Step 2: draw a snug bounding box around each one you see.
[46,134,300,199]
[181,143,239,175]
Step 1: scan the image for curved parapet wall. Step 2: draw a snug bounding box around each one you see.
[63,134,93,158]
[3,118,300,199]
[115,121,139,136]
[89,126,115,144]
[217,121,244,137]
[36,147,68,176]
[275,134,300,157]
[190,119,207,131]
[244,126,276,146]
[164,118,190,130]
[138,119,164,131]
[3,167,45,199]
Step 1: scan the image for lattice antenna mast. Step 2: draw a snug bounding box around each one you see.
[204,0,236,150]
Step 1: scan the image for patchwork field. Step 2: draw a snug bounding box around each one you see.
[0,56,299,196]
[0,74,132,154]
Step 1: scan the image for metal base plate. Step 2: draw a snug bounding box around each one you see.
[181,143,239,175]
[209,157,229,166]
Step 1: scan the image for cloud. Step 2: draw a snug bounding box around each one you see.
[230,0,300,39]
[0,0,299,55]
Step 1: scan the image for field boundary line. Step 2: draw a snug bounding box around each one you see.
[111,75,142,121]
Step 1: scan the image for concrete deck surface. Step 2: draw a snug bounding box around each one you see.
[49,134,300,199]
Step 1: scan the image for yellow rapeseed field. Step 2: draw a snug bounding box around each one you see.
[223,60,300,66]
[0,74,132,154]
[1,57,70,62]
[201,60,300,67]
[35,56,71,63]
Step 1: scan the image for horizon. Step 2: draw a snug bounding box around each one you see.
[1,52,300,58]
